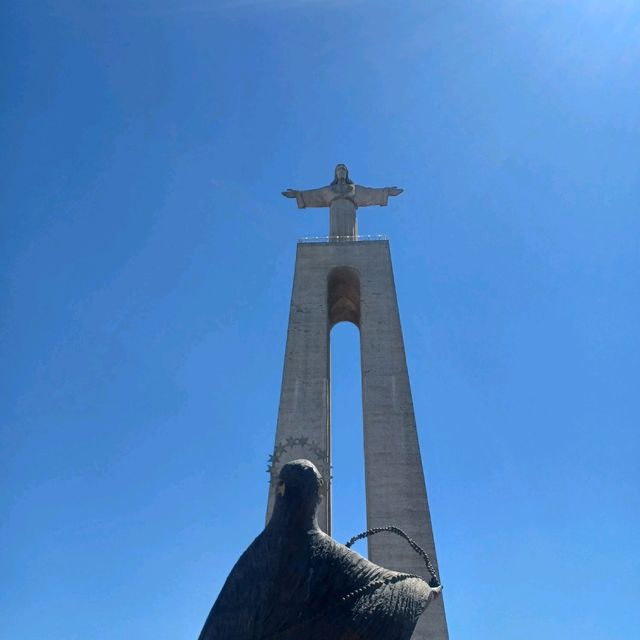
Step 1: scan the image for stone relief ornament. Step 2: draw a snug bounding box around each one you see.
[267,434,331,494]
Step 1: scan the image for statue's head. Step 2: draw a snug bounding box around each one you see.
[271,459,323,528]
[331,163,353,185]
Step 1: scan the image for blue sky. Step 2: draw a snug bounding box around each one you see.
[1,1,639,638]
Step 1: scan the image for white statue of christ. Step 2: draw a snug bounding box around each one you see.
[282,164,403,240]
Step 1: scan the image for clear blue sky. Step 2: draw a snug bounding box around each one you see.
[1,1,638,638]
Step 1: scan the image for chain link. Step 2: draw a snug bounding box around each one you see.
[345,525,441,588]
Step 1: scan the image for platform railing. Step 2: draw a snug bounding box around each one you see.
[298,234,388,244]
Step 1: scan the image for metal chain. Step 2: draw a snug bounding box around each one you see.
[345,525,441,588]
[338,570,424,602]
[259,571,422,639]
[259,526,441,639]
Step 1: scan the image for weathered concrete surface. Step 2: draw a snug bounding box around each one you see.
[267,240,448,640]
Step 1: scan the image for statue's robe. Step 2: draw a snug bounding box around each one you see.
[198,460,439,640]
[293,184,394,239]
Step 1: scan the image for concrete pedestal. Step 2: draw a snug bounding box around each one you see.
[267,239,448,639]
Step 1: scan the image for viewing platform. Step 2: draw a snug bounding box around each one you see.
[298,234,388,244]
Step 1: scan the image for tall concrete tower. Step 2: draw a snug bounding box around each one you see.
[267,164,449,639]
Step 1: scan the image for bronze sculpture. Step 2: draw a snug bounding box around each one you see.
[198,459,441,640]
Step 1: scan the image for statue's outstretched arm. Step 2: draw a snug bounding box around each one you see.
[281,186,331,209]
[354,185,404,207]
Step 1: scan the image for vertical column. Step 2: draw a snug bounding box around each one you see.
[360,242,449,639]
[266,244,332,533]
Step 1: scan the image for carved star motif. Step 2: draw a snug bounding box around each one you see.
[266,436,333,491]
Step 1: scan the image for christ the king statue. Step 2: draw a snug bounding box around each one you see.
[282,164,403,240]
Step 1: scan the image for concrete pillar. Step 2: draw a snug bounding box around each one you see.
[267,240,448,639]
[359,244,449,640]
[266,243,332,532]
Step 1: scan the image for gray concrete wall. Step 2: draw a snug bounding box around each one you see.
[359,244,448,639]
[266,243,332,532]
[267,240,448,639]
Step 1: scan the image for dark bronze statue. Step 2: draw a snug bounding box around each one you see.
[197,459,441,640]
